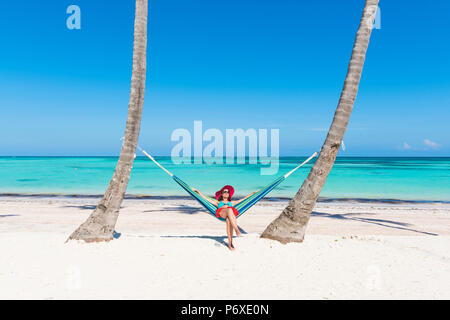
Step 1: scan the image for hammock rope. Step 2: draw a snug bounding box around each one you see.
[138,146,317,221]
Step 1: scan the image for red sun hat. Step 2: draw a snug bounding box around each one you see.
[215,185,235,200]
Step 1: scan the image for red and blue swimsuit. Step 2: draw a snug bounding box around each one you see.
[215,201,239,218]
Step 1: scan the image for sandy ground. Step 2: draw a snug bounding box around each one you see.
[1,196,450,299]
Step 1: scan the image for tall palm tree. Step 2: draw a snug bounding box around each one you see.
[67,0,148,242]
[261,0,379,243]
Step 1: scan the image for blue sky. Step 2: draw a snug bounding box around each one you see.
[0,0,449,156]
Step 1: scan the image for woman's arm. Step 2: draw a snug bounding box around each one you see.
[192,188,218,206]
[232,191,257,206]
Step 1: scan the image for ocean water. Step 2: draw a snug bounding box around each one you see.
[0,157,449,202]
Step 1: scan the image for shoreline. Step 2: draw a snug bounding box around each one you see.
[1,192,449,204]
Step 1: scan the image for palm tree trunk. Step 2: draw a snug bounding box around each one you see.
[67,0,148,242]
[261,0,379,244]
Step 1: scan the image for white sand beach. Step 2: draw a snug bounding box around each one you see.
[1,196,450,299]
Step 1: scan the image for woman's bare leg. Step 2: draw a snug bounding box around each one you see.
[227,209,241,236]
[226,218,235,251]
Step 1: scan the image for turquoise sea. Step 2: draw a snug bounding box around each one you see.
[0,157,449,202]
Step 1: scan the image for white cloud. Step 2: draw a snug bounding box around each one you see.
[424,139,440,149]
[402,142,411,150]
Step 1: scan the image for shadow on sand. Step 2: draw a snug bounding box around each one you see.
[62,205,97,210]
[120,226,247,249]
[161,224,248,248]
[62,205,127,211]
[161,235,229,248]
[311,211,438,236]
[143,204,204,215]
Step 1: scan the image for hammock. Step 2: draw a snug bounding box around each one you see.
[138,146,317,221]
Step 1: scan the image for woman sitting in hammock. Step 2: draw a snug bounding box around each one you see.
[192,185,256,251]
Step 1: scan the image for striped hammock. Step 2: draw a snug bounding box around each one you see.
[139,147,317,221]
